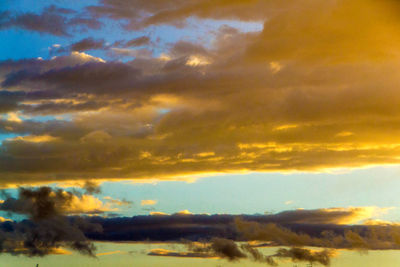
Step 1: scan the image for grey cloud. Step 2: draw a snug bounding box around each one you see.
[82,181,102,195]
[2,61,141,95]
[87,0,271,29]
[68,17,103,31]
[0,9,69,36]
[0,5,102,36]
[125,36,151,47]
[70,38,107,52]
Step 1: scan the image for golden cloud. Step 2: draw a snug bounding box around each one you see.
[141,199,157,206]
[1,0,400,185]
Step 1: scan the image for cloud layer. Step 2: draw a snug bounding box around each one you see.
[1,0,400,185]
[0,186,397,265]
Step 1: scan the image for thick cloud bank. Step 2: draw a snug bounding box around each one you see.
[2,0,400,184]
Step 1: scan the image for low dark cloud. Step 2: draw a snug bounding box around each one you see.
[80,210,400,251]
[0,200,399,264]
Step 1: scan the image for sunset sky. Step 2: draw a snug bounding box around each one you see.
[2,0,400,266]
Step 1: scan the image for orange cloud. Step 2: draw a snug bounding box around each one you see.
[2,0,400,185]
[141,199,157,206]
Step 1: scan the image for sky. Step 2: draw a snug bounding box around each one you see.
[1,0,400,266]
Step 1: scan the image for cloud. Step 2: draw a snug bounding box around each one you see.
[70,38,107,52]
[0,9,69,36]
[104,196,132,207]
[82,181,101,195]
[0,187,114,218]
[82,209,400,251]
[108,47,153,58]
[258,207,389,225]
[124,36,151,47]
[0,187,103,256]
[0,216,11,222]
[66,194,117,215]
[141,200,157,206]
[87,0,270,29]
[0,6,102,36]
[2,1,400,184]
[274,247,334,266]
[151,239,332,266]
[174,210,193,215]
[149,211,168,216]
[8,135,59,143]
[1,201,400,261]
[148,248,215,258]
[51,37,152,58]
